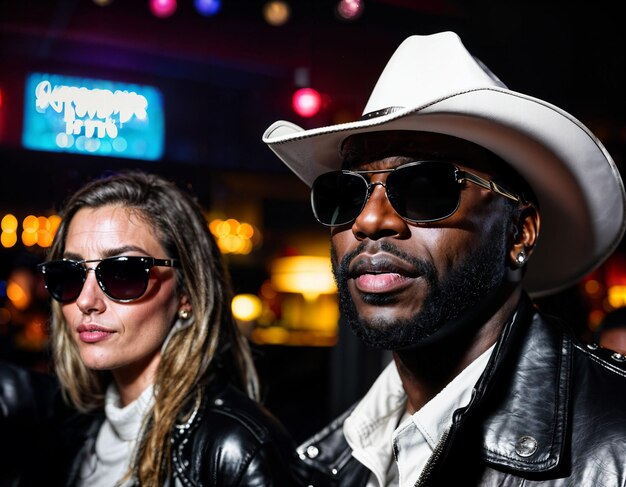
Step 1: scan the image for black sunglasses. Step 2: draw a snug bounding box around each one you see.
[38,256,179,303]
[311,160,521,226]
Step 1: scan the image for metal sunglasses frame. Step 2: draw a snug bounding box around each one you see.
[311,160,522,226]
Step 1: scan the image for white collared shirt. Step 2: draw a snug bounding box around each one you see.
[343,345,494,487]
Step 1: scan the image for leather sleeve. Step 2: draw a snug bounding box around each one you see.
[172,382,306,487]
[0,361,64,487]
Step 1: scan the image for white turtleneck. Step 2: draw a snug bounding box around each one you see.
[78,383,155,487]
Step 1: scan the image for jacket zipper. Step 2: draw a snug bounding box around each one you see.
[413,429,450,486]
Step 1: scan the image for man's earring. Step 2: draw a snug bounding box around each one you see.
[514,250,527,267]
[178,309,191,320]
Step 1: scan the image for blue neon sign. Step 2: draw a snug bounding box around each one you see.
[22,73,164,161]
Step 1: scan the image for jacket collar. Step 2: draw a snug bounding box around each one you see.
[297,293,574,482]
[464,293,572,473]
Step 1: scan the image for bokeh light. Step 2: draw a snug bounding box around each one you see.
[336,0,363,20]
[292,87,322,118]
[208,218,260,255]
[0,213,60,248]
[263,1,290,26]
[150,0,177,18]
[232,294,263,321]
[7,279,29,310]
[194,0,221,16]
[1,214,17,232]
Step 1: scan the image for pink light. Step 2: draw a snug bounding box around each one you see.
[292,88,322,118]
[337,0,363,20]
[150,0,177,18]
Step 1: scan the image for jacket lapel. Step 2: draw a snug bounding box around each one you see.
[476,296,572,473]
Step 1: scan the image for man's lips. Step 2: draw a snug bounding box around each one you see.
[354,272,413,293]
[349,255,420,294]
[76,324,116,343]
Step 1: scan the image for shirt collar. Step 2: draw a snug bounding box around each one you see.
[344,345,495,486]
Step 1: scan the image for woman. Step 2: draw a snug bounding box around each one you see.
[38,170,299,486]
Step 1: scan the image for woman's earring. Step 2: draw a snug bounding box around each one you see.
[178,309,191,320]
[515,250,527,267]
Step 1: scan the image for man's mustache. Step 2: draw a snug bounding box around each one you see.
[332,240,437,285]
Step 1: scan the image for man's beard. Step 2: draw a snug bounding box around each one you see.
[331,227,508,350]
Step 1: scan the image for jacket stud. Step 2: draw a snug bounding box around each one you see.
[306,445,319,459]
[515,436,538,457]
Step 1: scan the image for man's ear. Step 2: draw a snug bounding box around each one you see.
[509,203,540,267]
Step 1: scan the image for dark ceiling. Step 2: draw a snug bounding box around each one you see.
[0,0,625,210]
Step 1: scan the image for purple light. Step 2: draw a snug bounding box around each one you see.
[194,0,221,16]
[149,0,177,18]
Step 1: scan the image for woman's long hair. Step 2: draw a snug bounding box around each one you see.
[47,170,259,485]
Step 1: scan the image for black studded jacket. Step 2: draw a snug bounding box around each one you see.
[294,293,626,486]
[58,372,302,487]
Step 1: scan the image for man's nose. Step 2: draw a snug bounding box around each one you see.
[351,182,408,240]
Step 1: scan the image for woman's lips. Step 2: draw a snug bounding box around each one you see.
[76,324,116,343]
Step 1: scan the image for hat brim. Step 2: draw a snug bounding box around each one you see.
[264,87,626,296]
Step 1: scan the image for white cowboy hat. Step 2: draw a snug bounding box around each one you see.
[263,31,626,296]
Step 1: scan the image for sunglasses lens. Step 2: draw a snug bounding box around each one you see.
[42,261,85,303]
[98,258,149,301]
[387,162,460,222]
[312,171,368,226]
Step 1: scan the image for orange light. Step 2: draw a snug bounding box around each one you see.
[1,232,17,248]
[271,255,336,300]
[263,1,290,26]
[48,214,61,235]
[7,281,29,309]
[22,230,37,247]
[584,279,601,296]
[23,215,39,233]
[1,214,17,232]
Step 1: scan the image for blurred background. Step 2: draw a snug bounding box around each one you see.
[1,0,625,442]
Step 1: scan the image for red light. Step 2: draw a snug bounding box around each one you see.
[292,88,322,118]
[150,0,177,18]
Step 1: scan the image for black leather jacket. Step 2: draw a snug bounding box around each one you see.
[59,373,302,486]
[0,362,63,487]
[295,294,626,486]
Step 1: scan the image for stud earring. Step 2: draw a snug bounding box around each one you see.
[178,309,191,320]
[515,250,526,267]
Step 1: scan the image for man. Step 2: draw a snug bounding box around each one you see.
[263,32,626,486]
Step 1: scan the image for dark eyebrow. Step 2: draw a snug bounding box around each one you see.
[62,245,152,261]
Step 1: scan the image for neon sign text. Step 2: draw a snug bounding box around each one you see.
[22,73,164,160]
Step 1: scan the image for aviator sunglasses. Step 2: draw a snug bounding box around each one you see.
[311,160,522,226]
[38,256,179,303]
